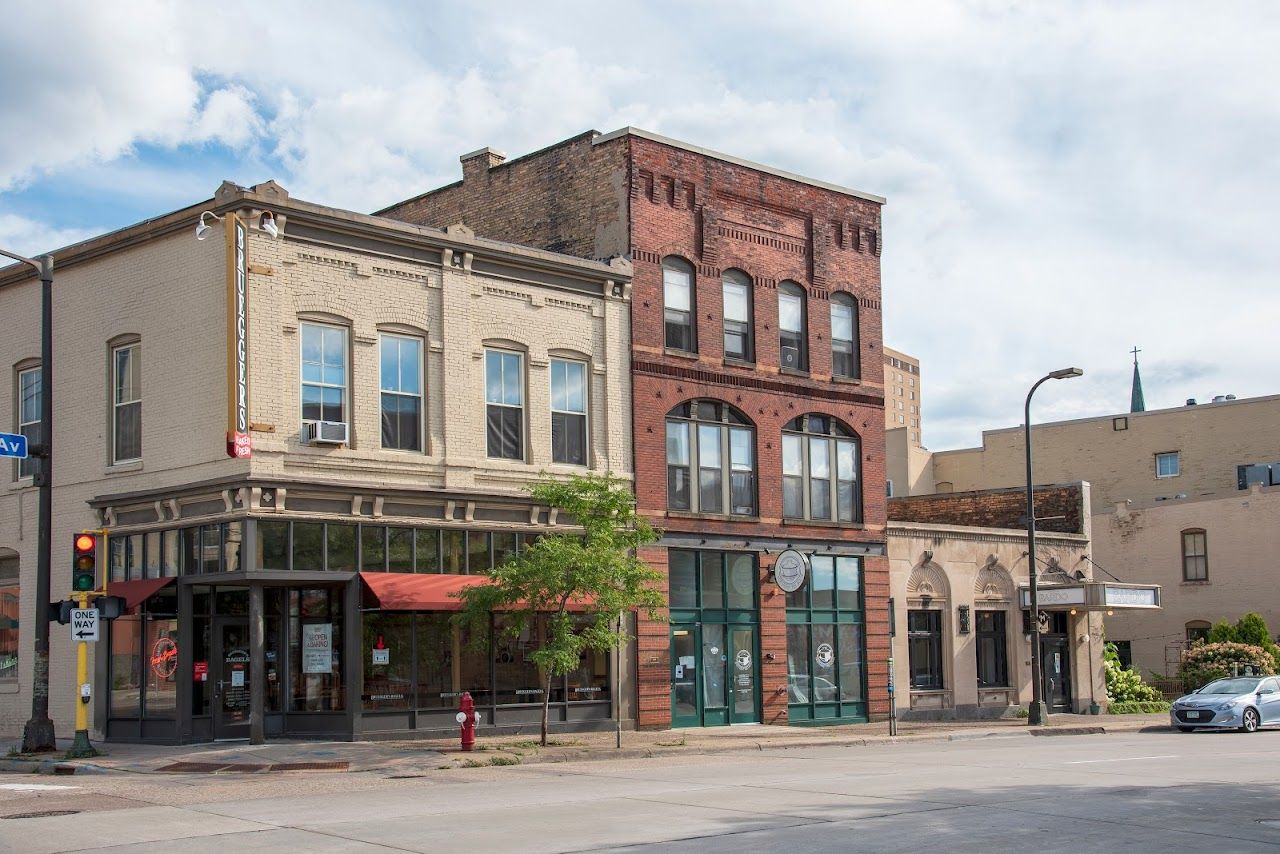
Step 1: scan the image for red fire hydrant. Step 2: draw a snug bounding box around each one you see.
[457,691,479,751]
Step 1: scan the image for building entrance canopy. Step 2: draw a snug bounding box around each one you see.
[1019,581,1161,611]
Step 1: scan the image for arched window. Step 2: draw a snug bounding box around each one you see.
[830,293,859,379]
[782,414,860,522]
[778,281,807,371]
[1186,620,1211,644]
[666,400,755,515]
[1181,529,1207,581]
[722,269,753,362]
[663,257,696,352]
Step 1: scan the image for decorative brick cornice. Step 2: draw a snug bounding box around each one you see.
[633,359,883,407]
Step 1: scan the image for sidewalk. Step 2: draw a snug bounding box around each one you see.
[1,713,1170,777]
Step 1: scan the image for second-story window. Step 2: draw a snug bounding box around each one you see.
[722,270,753,362]
[379,334,422,451]
[17,366,39,479]
[665,399,755,515]
[830,293,859,379]
[550,358,587,466]
[1155,451,1181,478]
[112,342,142,463]
[663,257,695,352]
[782,414,860,523]
[1181,529,1207,581]
[485,349,524,460]
[301,323,348,425]
[778,281,807,371]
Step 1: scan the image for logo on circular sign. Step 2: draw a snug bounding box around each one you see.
[773,549,809,593]
[815,642,834,668]
[735,649,752,670]
[150,637,178,679]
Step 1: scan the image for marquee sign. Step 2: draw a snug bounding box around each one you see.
[225,213,251,458]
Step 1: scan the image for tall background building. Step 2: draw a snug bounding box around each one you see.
[883,347,922,448]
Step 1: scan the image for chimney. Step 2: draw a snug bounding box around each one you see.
[460,146,506,182]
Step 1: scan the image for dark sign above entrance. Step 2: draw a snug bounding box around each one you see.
[772,550,809,593]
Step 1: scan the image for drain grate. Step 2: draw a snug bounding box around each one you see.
[269,761,349,771]
[157,760,347,773]
[3,810,81,820]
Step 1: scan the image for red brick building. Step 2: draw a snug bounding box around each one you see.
[381,128,889,728]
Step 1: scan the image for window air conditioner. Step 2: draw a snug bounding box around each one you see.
[303,420,348,445]
[781,346,800,369]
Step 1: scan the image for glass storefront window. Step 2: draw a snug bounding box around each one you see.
[199,525,221,575]
[835,557,860,609]
[786,554,866,720]
[442,530,465,574]
[258,521,288,570]
[144,532,162,579]
[567,617,609,702]
[328,524,357,571]
[128,534,144,580]
[0,557,17,682]
[786,624,810,703]
[192,614,211,716]
[109,537,127,582]
[811,555,835,609]
[387,528,413,572]
[416,529,440,573]
[494,616,545,704]
[669,551,697,608]
[468,532,490,574]
[838,624,864,702]
[492,532,517,569]
[362,526,386,571]
[293,523,323,571]
[162,530,179,577]
[289,588,343,711]
[223,522,242,572]
[701,557,725,608]
[726,554,755,609]
[362,613,412,710]
[110,615,142,717]
[144,617,178,718]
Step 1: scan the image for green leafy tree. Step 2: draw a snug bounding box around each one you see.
[1198,613,1278,670]
[1207,620,1237,644]
[456,473,665,745]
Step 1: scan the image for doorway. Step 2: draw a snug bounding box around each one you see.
[670,622,759,727]
[1042,636,1072,712]
[213,618,251,739]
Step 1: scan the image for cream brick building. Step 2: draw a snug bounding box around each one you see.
[0,180,633,743]
[883,347,922,449]
[908,395,1280,677]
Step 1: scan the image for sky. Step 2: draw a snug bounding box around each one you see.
[2,1,1276,450]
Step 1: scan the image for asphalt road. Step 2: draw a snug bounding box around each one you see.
[2,729,1279,852]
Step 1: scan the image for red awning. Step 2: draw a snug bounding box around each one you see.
[359,572,595,612]
[106,577,175,611]
[360,572,489,611]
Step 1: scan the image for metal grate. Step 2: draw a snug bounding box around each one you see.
[269,761,349,771]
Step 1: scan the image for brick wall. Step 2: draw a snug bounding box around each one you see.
[888,483,1086,534]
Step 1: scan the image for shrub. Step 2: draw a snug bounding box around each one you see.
[1180,641,1275,690]
[1107,700,1171,714]
[1201,613,1279,670]
[1104,642,1163,703]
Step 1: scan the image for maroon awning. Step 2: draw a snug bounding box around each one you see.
[106,577,175,612]
[360,572,488,611]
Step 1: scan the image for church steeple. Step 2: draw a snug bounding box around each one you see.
[1130,346,1146,413]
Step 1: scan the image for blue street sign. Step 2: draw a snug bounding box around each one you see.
[0,432,28,459]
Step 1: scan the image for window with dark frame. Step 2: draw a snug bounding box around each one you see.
[785,555,865,709]
[112,342,141,463]
[663,257,696,352]
[778,281,807,371]
[550,358,588,465]
[17,366,39,479]
[907,609,943,689]
[975,610,1009,687]
[830,293,859,379]
[1186,621,1211,644]
[721,269,753,362]
[1181,529,1207,581]
[484,349,524,460]
[665,399,756,515]
[379,333,423,451]
[781,414,861,522]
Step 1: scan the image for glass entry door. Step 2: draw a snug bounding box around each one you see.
[670,622,759,727]
[1042,637,1072,712]
[213,618,252,739]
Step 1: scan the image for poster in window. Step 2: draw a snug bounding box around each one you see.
[303,623,332,674]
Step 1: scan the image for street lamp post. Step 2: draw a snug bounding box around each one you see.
[1024,367,1083,726]
[0,249,56,752]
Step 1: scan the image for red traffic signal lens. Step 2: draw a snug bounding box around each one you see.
[74,534,96,553]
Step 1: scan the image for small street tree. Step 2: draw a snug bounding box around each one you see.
[455,473,665,746]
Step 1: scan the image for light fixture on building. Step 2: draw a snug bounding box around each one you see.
[1069,608,1078,616]
[195,211,222,240]
[259,211,279,238]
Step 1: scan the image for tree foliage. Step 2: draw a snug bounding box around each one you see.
[455,473,664,745]
[1201,613,1279,670]
[1180,641,1276,690]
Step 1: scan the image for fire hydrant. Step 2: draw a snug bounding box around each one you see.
[456,691,479,751]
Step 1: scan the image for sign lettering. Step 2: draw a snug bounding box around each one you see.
[226,215,251,458]
[70,608,99,643]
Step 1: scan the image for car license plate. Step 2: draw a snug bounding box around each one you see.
[1185,711,1200,719]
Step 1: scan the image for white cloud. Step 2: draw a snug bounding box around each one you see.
[0,213,98,259]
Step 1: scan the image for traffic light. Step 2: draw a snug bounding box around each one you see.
[72,533,97,593]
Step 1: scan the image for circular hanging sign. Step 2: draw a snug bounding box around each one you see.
[773,549,810,593]
[735,649,752,670]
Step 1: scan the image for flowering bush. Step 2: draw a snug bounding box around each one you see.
[1103,643,1163,703]
[1180,641,1276,690]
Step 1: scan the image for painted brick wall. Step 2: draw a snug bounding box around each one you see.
[888,484,1086,534]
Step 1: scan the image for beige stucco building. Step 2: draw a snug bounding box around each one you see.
[0,180,634,743]
[911,395,1280,676]
[884,347,922,449]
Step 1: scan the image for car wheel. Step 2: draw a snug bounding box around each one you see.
[1176,726,1196,733]
[1240,708,1260,733]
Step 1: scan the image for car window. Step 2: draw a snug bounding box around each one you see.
[1264,678,1280,693]
[1199,678,1262,694]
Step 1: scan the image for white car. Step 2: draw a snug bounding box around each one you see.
[1170,675,1280,732]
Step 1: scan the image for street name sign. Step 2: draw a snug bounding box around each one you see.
[0,432,28,459]
[71,609,99,643]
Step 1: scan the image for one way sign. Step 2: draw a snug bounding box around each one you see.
[71,608,99,643]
